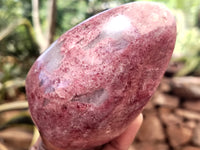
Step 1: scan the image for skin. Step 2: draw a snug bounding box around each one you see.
[31,113,143,150]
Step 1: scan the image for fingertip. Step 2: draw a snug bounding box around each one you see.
[102,113,143,150]
[135,113,143,127]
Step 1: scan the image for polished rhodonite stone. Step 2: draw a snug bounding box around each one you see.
[26,2,176,150]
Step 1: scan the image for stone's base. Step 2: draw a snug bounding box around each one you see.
[26,2,176,150]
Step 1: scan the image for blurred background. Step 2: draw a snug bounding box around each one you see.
[0,0,200,150]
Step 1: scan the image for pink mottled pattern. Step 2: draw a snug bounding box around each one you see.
[26,2,176,150]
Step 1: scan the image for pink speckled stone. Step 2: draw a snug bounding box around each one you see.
[26,2,176,150]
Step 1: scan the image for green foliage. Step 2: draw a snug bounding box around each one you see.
[169,0,200,76]
[55,0,88,37]
[0,0,39,101]
[0,0,32,29]
[55,0,135,37]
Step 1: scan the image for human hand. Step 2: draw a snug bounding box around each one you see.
[31,114,143,150]
[101,113,143,150]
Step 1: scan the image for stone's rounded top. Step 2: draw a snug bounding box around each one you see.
[26,2,176,150]
[103,15,132,35]
[62,1,176,40]
[116,2,175,34]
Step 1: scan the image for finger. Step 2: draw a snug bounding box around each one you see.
[30,137,42,150]
[102,113,143,150]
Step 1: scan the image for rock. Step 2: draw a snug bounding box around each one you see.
[153,93,179,108]
[137,112,165,141]
[133,142,169,150]
[175,109,200,121]
[166,124,193,147]
[166,61,184,76]
[182,146,200,150]
[155,143,170,150]
[0,110,23,126]
[0,142,8,150]
[183,100,200,112]
[143,98,154,110]
[192,123,200,146]
[0,127,32,150]
[185,120,197,129]
[159,78,172,93]
[26,2,176,150]
[159,107,183,125]
[170,77,200,99]
[133,142,154,150]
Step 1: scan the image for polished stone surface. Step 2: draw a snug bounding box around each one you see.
[26,2,176,150]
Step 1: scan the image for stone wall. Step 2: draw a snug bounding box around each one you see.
[132,77,200,150]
